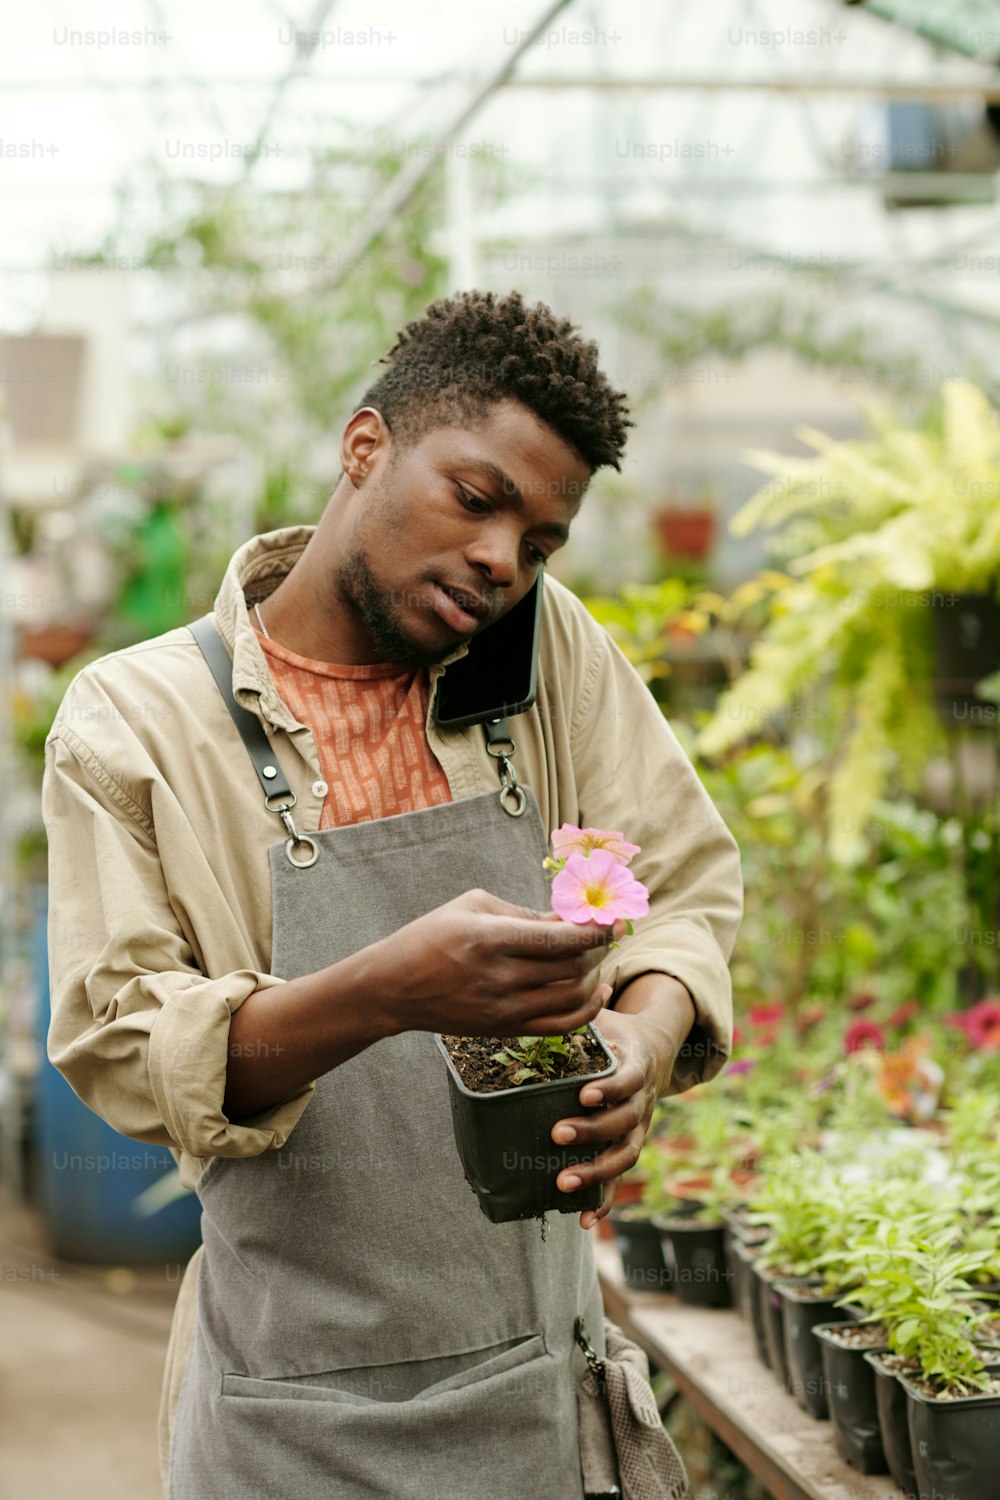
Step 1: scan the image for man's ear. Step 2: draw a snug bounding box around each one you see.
[340,407,391,486]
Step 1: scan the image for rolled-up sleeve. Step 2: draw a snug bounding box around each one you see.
[42,733,314,1172]
[571,626,743,1092]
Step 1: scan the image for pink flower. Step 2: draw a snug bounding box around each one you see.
[961,999,1000,1052]
[850,991,877,1012]
[844,1019,885,1055]
[550,824,641,866]
[726,1059,756,1076]
[887,999,920,1028]
[549,849,650,926]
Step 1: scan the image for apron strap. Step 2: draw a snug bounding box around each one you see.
[189,615,319,865]
[189,615,293,802]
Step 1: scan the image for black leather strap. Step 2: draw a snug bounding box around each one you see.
[482,714,514,751]
[189,615,294,803]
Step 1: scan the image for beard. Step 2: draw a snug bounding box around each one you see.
[333,544,458,672]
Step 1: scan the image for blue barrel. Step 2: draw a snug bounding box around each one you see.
[32,886,202,1264]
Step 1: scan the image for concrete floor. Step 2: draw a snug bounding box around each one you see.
[0,1187,179,1500]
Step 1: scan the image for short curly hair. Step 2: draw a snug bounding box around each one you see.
[356,289,632,472]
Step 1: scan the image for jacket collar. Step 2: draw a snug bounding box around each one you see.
[212,525,471,730]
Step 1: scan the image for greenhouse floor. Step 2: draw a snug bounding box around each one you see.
[0,1186,175,1499]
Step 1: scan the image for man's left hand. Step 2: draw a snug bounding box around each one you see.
[550,974,696,1229]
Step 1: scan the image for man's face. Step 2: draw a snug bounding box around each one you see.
[332,400,591,669]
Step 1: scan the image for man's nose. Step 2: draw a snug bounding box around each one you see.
[467,528,520,590]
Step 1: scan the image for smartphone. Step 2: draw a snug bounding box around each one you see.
[433,574,544,729]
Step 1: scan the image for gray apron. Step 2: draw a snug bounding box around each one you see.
[167,619,606,1500]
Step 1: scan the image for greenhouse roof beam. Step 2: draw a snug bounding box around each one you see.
[299,0,577,297]
[9,76,1000,101]
[502,75,1000,100]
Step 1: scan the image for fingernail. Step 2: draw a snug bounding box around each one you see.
[561,1174,582,1192]
[553,1124,576,1143]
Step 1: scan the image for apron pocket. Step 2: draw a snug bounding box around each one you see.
[221,1372,378,1405]
[184,1336,583,1499]
[220,1333,547,1406]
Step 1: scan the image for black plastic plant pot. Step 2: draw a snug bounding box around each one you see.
[609,1210,673,1293]
[753,1264,794,1390]
[930,590,1000,725]
[725,1229,746,1318]
[864,1352,918,1500]
[721,1204,768,1244]
[813,1324,889,1475]
[434,1027,618,1224]
[737,1242,770,1359]
[727,1226,768,1320]
[901,1362,1000,1500]
[743,1248,773,1368]
[778,1283,841,1420]
[656,1217,732,1308]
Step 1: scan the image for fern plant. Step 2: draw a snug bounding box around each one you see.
[698,379,1000,863]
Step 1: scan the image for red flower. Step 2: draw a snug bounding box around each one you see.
[962,999,1000,1052]
[887,999,920,1028]
[850,991,877,1012]
[749,1002,784,1028]
[844,1019,886,1055]
[731,1024,744,1049]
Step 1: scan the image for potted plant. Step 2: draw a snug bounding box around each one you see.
[655,496,717,561]
[808,1201,921,1475]
[851,1230,1000,1500]
[698,378,1000,865]
[890,1239,1000,1500]
[813,1320,891,1474]
[930,589,1000,723]
[606,1134,680,1293]
[645,1092,755,1310]
[724,1209,768,1324]
[862,1350,920,1499]
[748,1155,848,1409]
[437,1026,618,1223]
[654,1195,733,1310]
[437,824,647,1224]
[652,1163,755,1311]
[903,1359,1000,1500]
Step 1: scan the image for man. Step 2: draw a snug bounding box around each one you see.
[44,290,742,1499]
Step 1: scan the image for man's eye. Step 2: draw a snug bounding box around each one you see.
[457,484,548,566]
[457,485,491,514]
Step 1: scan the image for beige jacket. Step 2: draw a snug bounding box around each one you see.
[42,525,742,1487]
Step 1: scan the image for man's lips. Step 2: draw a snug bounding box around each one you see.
[433,581,491,623]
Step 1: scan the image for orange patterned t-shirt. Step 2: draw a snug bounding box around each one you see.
[253,626,452,829]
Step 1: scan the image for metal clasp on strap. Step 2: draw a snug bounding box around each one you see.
[265,791,319,869]
[483,716,527,818]
[574,1316,607,1388]
[569,1314,611,1404]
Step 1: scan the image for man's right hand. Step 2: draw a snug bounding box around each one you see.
[372,888,625,1039]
